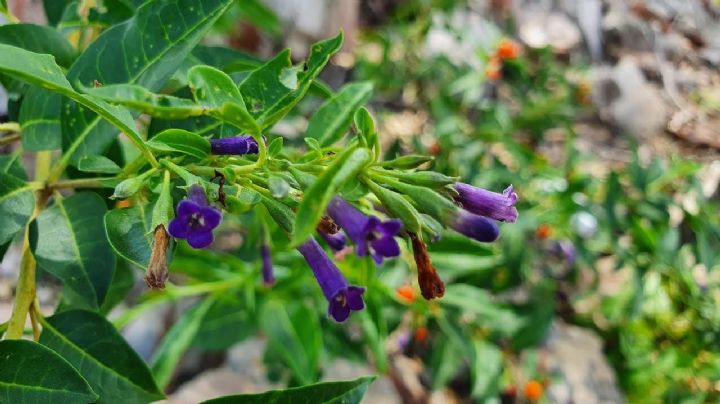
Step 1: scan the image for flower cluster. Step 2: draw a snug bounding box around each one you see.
[164,139,518,323]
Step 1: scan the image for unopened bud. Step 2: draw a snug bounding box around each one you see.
[145,225,170,289]
[409,232,445,300]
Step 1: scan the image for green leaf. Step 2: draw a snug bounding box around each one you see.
[19,88,62,151]
[364,178,422,233]
[151,173,174,231]
[192,295,256,350]
[30,192,116,310]
[43,0,74,26]
[39,310,164,403]
[80,83,203,119]
[201,376,375,404]
[0,23,76,68]
[77,155,122,174]
[260,300,322,385]
[146,129,210,159]
[0,44,153,169]
[60,0,234,165]
[99,261,135,314]
[187,65,260,134]
[240,33,343,129]
[260,194,296,234]
[0,172,34,246]
[307,82,373,146]
[0,340,98,403]
[378,155,434,169]
[292,147,371,245]
[151,297,216,388]
[0,153,28,179]
[470,339,502,398]
[236,0,281,37]
[105,204,153,268]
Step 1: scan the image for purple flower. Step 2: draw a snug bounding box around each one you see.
[297,237,365,322]
[168,185,222,248]
[320,230,347,252]
[327,197,402,265]
[553,240,576,266]
[449,210,500,242]
[210,136,259,155]
[454,183,518,223]
[261,242,275,286]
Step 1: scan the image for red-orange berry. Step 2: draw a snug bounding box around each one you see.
[414,327,428,343]
[524,380,544,401]
[396,285,416,302]
[496,38,521,60]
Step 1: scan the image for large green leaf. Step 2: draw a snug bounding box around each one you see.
[0,340,98,403]
[0,43,153,170]
[0,153,28,179]
[146,128,210,159]
[61,0,234,165]
[40,310,164,403]
[292,147,372,245]
[30,192,115,310]
[470,340,502,398]
[187,65,260,134]
[104,204,153,268]
[0,172,34,246]
[0,23,75,67]
[240,33,343,129]
[307,82,373,146]
[151,297,216,388]
[19,87,62,151]
[201,376,375,404]
[260,300,322,385]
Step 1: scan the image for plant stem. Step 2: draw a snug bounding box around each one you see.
[29,299,41,341]
[4,152,52,340]
[52,176,118,189]
[113,277,245,329]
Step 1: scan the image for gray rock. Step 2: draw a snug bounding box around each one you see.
[545,321,624,404]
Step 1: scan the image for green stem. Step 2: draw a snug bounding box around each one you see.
[0,122,20,132]
[119,155,149,178]
[52,176,118,189]
[160,159,199,184]
[113,277,245,329]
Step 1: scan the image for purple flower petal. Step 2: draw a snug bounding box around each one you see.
[450,210,500,242]
[320,231,347,251]
[261,243,275,286]
[186,185,209,207]
[199,207,222,231]
[454,182,518,223]
[376,219,403,236]
[329,297,351,322]
[176,200,201,218]
[346,286,365,310]
[187,231,214,249]
[210,136,259,155]
[371,237,401,258]
[167,217,190,238]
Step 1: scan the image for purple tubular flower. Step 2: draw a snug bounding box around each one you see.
[297,237,365,322]
[449,210,500,242]
[327,197,402,265]
[320,231,347,252]
[261,243,275,286]
[168,185,222,249]
[454,183,518,223]
[210,136,259,155]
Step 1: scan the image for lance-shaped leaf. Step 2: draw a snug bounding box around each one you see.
[240,33,343,129]
[187,65,260,134]
[0,44,154,170]
[307,82,373,146]
[151,297,216,388]
[61,0,235,166]
[0,340,98,403]
[260,300,322,385]
[292,147,372,246]
[105,204,154,268]
[77,155,122,174]
[80,83,204,119]
[146,129,210,159]
[19,87,62,151]
[0,172,34,246]
[40,310,164,403]
[30,192,115,310]
[0,23,76,67]
[201,376,376,404]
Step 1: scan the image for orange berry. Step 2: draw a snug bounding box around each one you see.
[524,380,544,401]
[485,59,502,81]
[414,327,428,343]
[536,224,552,239]
[428,142,442,156]
[496,38,521,60]
[115,199,132,209]
[396,285,416,302]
